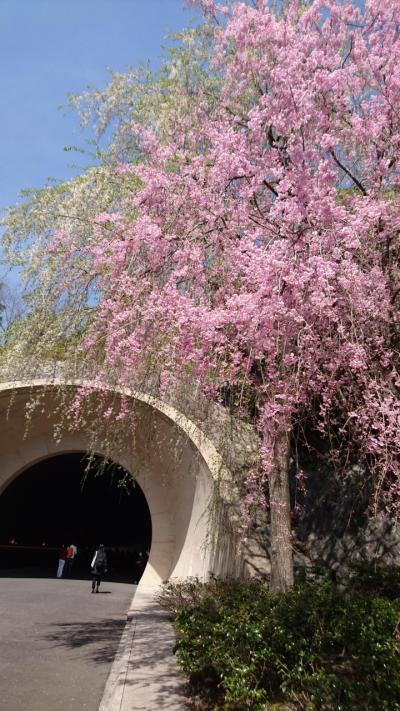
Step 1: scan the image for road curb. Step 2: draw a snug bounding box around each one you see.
[98,585,186,711]
[98,608,137,711]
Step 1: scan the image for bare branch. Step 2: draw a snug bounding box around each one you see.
[263,179,279,197]
[329,150,368,196]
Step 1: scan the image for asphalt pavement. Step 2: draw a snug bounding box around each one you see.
[0,577,136,711]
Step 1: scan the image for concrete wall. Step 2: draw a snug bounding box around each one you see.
[0,380,234,585]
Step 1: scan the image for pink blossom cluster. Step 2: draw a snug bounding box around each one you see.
[53,0,399,522]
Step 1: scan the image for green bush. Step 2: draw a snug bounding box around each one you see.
[162,579,400,710]
[156,576,208,616]
[347,561,400,599]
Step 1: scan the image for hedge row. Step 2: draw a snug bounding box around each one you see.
[159,569,400,710]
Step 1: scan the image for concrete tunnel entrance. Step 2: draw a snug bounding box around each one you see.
[0,453,152,583]
[0,379,248,585]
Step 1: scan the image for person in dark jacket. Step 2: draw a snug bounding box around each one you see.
[90,544,107,593]
[56,544,67,578]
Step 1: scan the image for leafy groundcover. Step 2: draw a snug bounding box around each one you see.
[158,569,400,710]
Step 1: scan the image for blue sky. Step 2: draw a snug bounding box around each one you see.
[0,0,199,213]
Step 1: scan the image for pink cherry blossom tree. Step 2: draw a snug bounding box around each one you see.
[3,0,400,591]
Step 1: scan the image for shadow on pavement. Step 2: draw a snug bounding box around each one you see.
[0,565,136,584]
[43,617,126,664]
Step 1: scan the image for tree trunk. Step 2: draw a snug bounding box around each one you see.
[269,431,294,593]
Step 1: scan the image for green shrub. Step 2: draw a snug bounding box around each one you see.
[157,576,206,616]
[162,579,400,710]
[347,561,400,599]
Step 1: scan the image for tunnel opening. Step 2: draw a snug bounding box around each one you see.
[0,453,152,584]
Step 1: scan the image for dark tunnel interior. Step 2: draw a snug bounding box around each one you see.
[0,453,152,583]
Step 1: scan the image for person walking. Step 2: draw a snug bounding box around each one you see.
[90,544,107,593]
[64,543,78,577]
[56,544,67,578]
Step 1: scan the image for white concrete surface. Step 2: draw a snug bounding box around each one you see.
[99,584,186,711]
[0,379,243,585]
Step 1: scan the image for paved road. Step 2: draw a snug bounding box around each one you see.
[0,577,136,711]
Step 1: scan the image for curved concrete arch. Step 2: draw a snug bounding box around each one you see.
[0,378,237,585]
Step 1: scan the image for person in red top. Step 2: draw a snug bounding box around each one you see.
[64,543,78,577]
[56,544,67,578]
